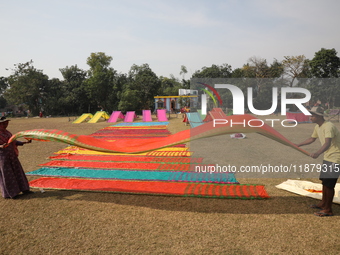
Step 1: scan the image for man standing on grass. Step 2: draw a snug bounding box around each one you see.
[297,106,340,217]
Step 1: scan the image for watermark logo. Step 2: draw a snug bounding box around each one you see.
[201,84,311,116]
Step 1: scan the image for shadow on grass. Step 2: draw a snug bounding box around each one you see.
[21,189,340,215]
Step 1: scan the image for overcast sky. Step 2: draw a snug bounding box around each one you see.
[1,0,339,80]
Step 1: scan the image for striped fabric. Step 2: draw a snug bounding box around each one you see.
[29,178,268,199]
[24,115,269,199]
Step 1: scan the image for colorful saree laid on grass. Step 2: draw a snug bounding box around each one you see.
[8,114,310,156]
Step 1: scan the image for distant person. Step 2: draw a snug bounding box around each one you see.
[0,117,33,199]
[296,106,340,217]
[39,111,43,118]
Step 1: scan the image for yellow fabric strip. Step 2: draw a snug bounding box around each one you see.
[56,146,188,155]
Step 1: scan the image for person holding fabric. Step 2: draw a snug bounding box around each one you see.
[0,117,32,199]
[297,106,340,217]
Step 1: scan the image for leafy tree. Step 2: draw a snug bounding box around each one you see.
[309,48,340,78]
[0,76,7,92]
[0,96,7,109]
[85,52,117,112]
[180,65,188,80]
[231,68,245,78]
[243,57,269,78]
[159,76,182,96]
[192,64,232,78]
[241,57,281,77]
[59,65,91,115]
[282,55,309,86]
[118,87,140,112]
[240,57,284,110]
[179,65,191,89]
[307,48,340,108]
[42,78,64,115]
[242,57,283,79]
[106,73,126,112]
[5,60,49,115]
[125,63,160,111]
[0,77,8,109]
[241,57,270,101]
[191,64,233,110]
[269,59,285,78]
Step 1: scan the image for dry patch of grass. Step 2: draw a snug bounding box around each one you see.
[1,114,340,254]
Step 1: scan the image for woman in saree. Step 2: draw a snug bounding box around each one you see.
[0,117,32,199]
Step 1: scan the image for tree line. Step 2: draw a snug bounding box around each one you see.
[0,48,339,116]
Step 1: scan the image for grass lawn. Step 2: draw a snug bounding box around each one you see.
[1,114,340,254]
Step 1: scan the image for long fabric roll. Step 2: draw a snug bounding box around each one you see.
[28,167,239,183]
[8,114,310,156]
[29,177,269,199]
